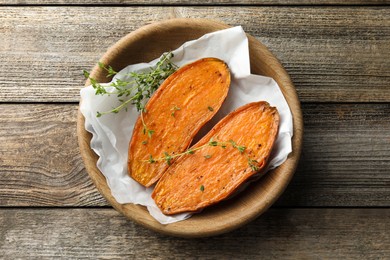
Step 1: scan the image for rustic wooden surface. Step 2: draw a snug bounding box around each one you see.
[0,7,389,102]
[0,0,389,258]
[0,208,389,258]
[1,0,389,5]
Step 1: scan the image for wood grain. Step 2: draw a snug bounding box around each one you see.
[0,208,388,258]
[1,0,389,5]
[0,0,388,253]
[0,7,389,102]
[0,103,389,207]
[0,104,106,206]
[278,103,390,206]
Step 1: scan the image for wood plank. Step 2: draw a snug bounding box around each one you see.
[0,208,388,258]
[0,7,389,102]
[0,104,107,206]
[277,103,390,206]
[0,103,389,207]
[1,0,388,5]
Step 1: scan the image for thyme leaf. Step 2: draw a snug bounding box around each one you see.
[140,111,154,139]
[248,157,260,172]
[164,152,173,166]
[229,139,246,154]
[142,138,246,166]
[148,155,156,164]
[84,52,178,117]
[98,62,118,78]
[171,105,181,117]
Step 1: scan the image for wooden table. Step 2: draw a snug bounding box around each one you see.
[1,1,389,258]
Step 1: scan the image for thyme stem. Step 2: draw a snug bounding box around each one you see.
[143,138,246,165]
[140,110,155,138]
[84,52,177,117]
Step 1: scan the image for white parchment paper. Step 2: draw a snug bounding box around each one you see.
[80,26,293,224]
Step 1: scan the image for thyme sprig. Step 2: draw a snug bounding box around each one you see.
[228,140,246,154]
[83,52,178,117]
[247,157,260,171]
[144,138,246,166]
[140,110,155,138]
[144,138,262,172]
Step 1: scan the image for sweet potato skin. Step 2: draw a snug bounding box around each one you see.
[128,58,231,187]
[152,101,279,215]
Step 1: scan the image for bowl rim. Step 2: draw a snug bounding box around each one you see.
[77,18,303,238]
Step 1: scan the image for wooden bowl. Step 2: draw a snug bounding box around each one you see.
[77,18,303,238]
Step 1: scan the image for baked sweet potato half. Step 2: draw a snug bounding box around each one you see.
[152,101,279,215]
[128,58,231,187]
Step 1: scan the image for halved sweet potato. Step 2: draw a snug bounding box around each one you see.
[152,101,279,215]
[128,58,231,187]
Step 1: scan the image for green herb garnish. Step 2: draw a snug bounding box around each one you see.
[200,185,205,192]
[171,105,181,117]
[148,155,156,164]
[143,138,259,171]
[247,157,260,172]
[163,152,173,166]
[84,52,178,117]
[140,111,155,138]
[229,140,246,154]
[143,138,246,166]
[98,62,117,78]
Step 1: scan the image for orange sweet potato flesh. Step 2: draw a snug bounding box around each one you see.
[128,58,231,187]
[152,101,279,215]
